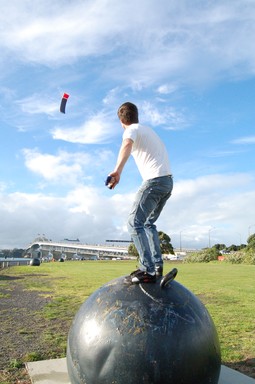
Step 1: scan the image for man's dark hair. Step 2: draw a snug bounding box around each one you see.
[117,102,139,125]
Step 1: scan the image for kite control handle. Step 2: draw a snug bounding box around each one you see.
[105,176,113,189]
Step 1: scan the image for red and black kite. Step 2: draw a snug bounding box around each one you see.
[60,93,69,114]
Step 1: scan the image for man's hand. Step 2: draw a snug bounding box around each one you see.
[108,171,120,189]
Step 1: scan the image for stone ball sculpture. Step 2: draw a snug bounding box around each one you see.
[67,274,221,384]
[29,258,40,266]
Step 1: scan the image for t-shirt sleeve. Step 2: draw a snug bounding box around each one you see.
[123,126,137,143]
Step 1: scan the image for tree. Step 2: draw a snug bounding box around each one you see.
[213,244,226,251]
[246,233,255,252]
[128,243,139,257]
[11,248,25,258]
[158,231,174,254]
[127,231,174,257]
[0,248,25,258]
[226,244,238,252]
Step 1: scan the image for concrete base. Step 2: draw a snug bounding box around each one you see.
[26,358,255,384]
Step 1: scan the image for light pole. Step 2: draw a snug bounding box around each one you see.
[248,224,255,237]
[208,228,215,248]
[179,229,189,251]
[179,230,183,252]
[236,233,241,246]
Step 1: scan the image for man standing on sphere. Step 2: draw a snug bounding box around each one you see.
[108,102,173,284]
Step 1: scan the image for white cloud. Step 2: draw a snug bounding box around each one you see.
[159,173,255,248]
[1,1,255,86]
[22,148,114,186]
[0,172,254,249]
[51,111,118,144]
[23,149,85,184]
[0,185,129,249]
[102,87,120,106]
[16,94,59,116]
[0,1,129,65]
[0,187,120,248]
[0,182,7,192]
[205,149,247,158]
[140,101,188,129]
[232,135,255,145]
[156,84,178,95]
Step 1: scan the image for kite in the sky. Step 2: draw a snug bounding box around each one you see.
[60,93,69,114]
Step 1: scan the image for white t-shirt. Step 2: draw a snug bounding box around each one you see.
[123,123,171,181]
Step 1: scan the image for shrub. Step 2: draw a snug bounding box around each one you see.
[223,250,255,264]
[183,248,219,263]
[184,248,255,265]
[9,359,23,369]
[223,251,245,264]
[243,249,255,265]
[25,351,44,362]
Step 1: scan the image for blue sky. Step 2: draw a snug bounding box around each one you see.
[1,0,255,250]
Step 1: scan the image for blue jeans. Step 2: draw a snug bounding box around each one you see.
[127,175,173,274]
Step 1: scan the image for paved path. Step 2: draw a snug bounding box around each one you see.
[26,358,255,384]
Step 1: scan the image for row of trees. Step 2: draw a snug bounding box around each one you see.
[128,231,255,265]
[0,248,25,258]
[184,234,255,264]
[212,243,246,252]
[2,233,255,264]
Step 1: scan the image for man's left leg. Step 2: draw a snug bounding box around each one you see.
[145,221,163,276]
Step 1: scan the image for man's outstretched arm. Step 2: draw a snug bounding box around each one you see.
[108,138,133,189]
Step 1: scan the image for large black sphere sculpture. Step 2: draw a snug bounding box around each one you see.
[67,275,221,384]
[30,258,40,266]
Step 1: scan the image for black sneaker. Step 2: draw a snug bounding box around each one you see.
[155,265,163,277]
[123,269,140,284]
[131,270,156,284]
[130,269,141,276]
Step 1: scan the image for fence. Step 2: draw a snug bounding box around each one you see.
[0,258,32,269]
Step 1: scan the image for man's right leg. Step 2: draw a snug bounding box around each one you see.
[127,182,156,275]
[144,176,173,277]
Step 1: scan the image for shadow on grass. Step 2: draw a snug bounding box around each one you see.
[0,275,24,281]
[0,273,48,280]
[226,358,255,379]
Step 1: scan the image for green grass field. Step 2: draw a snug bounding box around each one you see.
[1,260,254,379]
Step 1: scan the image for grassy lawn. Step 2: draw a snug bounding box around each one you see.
[0,260,254,381]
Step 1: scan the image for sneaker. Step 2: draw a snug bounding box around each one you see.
[130,269,141,276]
[155,265,163,277]
[131,270,156,284]
[123,269,140,284]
